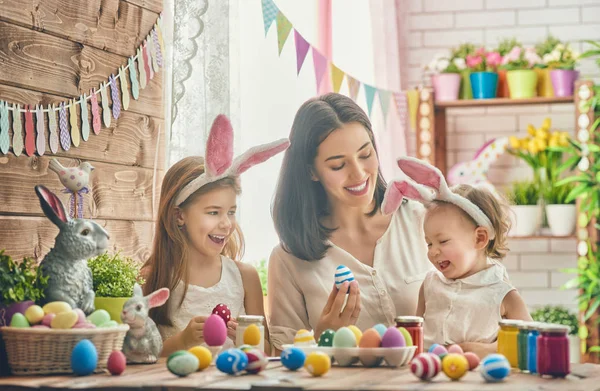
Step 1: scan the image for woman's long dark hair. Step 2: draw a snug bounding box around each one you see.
[272,93,387,261]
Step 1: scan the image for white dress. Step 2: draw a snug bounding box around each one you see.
[423,260,515,348]
[158,255,246,349]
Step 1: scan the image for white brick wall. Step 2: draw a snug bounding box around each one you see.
[406,0,600,311]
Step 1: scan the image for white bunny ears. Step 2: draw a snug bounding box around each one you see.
[381,157,496,239]
[175,115,291,206]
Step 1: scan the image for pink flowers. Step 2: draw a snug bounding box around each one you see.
[486,51,502,67]
[500,46,542,69]
[466,54,482,68]
[466,47,501,72]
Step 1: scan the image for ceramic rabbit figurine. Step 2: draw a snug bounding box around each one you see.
[35,185,110,314]
[121,283,170,364]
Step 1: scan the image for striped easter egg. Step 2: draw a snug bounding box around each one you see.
[334,265,355,289]
[293,329,316,346]
[410,353,442,381]
[428,343,448,359]
[480,354,511,382]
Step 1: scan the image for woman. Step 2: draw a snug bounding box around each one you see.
[268,93,431,353]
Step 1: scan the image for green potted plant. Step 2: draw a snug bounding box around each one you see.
[544,182,576,236]
[424,51,465,102]
[544,43,580,97]
[500,45,542,99]
[531,305,580,363]
[506,180,541,236]
[534,35,562,97]
[0,250,48,327]
[88,252,145,323]
[255,259,269,316]
[466,47,502,99]
[495,38,522,98]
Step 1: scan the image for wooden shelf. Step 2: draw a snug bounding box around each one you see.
[435,96,574,108]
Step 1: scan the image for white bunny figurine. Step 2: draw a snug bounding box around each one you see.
[121,283,170,364]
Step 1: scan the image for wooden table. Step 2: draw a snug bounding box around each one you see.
[1,360,600,391]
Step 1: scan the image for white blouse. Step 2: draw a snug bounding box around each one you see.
[158,255,246,349]
[423,260,515,348]
[268,200,433,350]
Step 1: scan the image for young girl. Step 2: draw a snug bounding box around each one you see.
[382,157,532,358]
[142,115,289,356]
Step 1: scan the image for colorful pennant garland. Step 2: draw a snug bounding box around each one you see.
[261,3,417,127]
[0,14,164,156]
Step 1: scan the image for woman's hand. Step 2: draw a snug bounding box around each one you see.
[314,281,361,340]
[227,319,238,342]
[182,316,207,348]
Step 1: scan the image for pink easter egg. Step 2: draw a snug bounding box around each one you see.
[464,352,480,371]
[448,344,464,355]
[74,309,86,325]
[429,344,448,358]
[41,313,56,327]
[73,322,97,329]
[204,314,227,346]
[410,353,442,381]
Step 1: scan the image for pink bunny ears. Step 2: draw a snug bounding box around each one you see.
[382,157,496,239]
[175,115,290,206]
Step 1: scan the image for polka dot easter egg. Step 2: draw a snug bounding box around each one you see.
[71,339,98,376]
[334,265,355,290]
[216,349,248,375]
[204,314,227,346]
[442,353,469,381]
[410,353,442,381]
[318,329,335,347]
[245,349,268,374]
[167,351,199,377]
[304,351,331,377]
[281,347,306,371]
[428,343,448,359]
[294,329,316,346]
[211,303,231,325]
[480,354,510,382]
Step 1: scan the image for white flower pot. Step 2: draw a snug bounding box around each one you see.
[509,205,541,237]
[569,335,580,363]
[545,204,576,237]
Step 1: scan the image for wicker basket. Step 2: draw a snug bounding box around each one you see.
[0,325,129,375]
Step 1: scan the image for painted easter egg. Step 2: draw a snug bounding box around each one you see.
[243,324,261,346]
[294,329,316,346]
[72,322,97,329]
[464,352,480,371]
[442,353,469,381]
[397,327,413,346]
[188,346,212,371]
[51,310,78,329]
[216,349,248,375]
[71,339,98,376]
[318,329,335,347]
[73,309,87,325]
[204,314,227,346]
[334,265,355,289]
[42,301,72,315]
[211,303,231,324]
[381,326,406,348]
[10,313,30,328]
[87,309,111,327]
[373,323,387,337]
[167,351,199,377]
[24,305,44,325]
[410,353,442,381]
[448,344,464,354]
[359,328,382,348]
[281,347,306,371]
[245,349,268,374]
[428,343,448,359]
[41,313,55,327]
[480,354,510,382]
[347,325,362,344]
[107,350,127,376]
[332,327,357,348]
[239,344,254,352]
[304,351,331,377]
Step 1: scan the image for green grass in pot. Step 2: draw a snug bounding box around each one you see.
[88,252,145,298]
[544,182,576,205]
[507,181,541,206]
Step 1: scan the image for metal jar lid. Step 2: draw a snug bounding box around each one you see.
[237,315,264,324]
[498,319,523,327]
[395,316,424,324]
[538,324,570,334]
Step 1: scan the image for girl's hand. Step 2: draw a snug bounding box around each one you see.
[227,319,238,342]
[314,281,361,340]
[182,316,207,348]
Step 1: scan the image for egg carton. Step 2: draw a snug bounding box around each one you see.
[282,345,417,367]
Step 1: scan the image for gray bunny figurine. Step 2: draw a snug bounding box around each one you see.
[35,185,110,314]
[121,283,170,364]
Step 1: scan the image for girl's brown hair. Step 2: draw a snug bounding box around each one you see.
[272,93,387,261]
[142,156,245,327]
[432,184,511,260]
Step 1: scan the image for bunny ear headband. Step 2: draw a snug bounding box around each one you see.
[175,115,291,206]
[381,156,496,239]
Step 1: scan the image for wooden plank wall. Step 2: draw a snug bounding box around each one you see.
[0,0,164,263]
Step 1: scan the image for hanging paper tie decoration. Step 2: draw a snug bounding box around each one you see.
[48,158,94,219]
[0,14,165,156]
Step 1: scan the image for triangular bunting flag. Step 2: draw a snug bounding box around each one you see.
[393,92,407,131]
[0,102,9,154]
[379,90,391,120]
[347,75,361,101]
[364,84,377,116]
[406,89,419,132]
[276,12,293,55]
[262,0,279,35]
[294,30,310,74]
[312,48,328,91]
[331,64,345,93]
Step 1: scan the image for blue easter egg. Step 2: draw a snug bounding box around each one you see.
[280,347,306,371]
[373,323,387,337]
[216,349,248,375]
[334,265,355,289]
[70,339,97,376]
[167,351,199,377]
[480,354,511,382]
